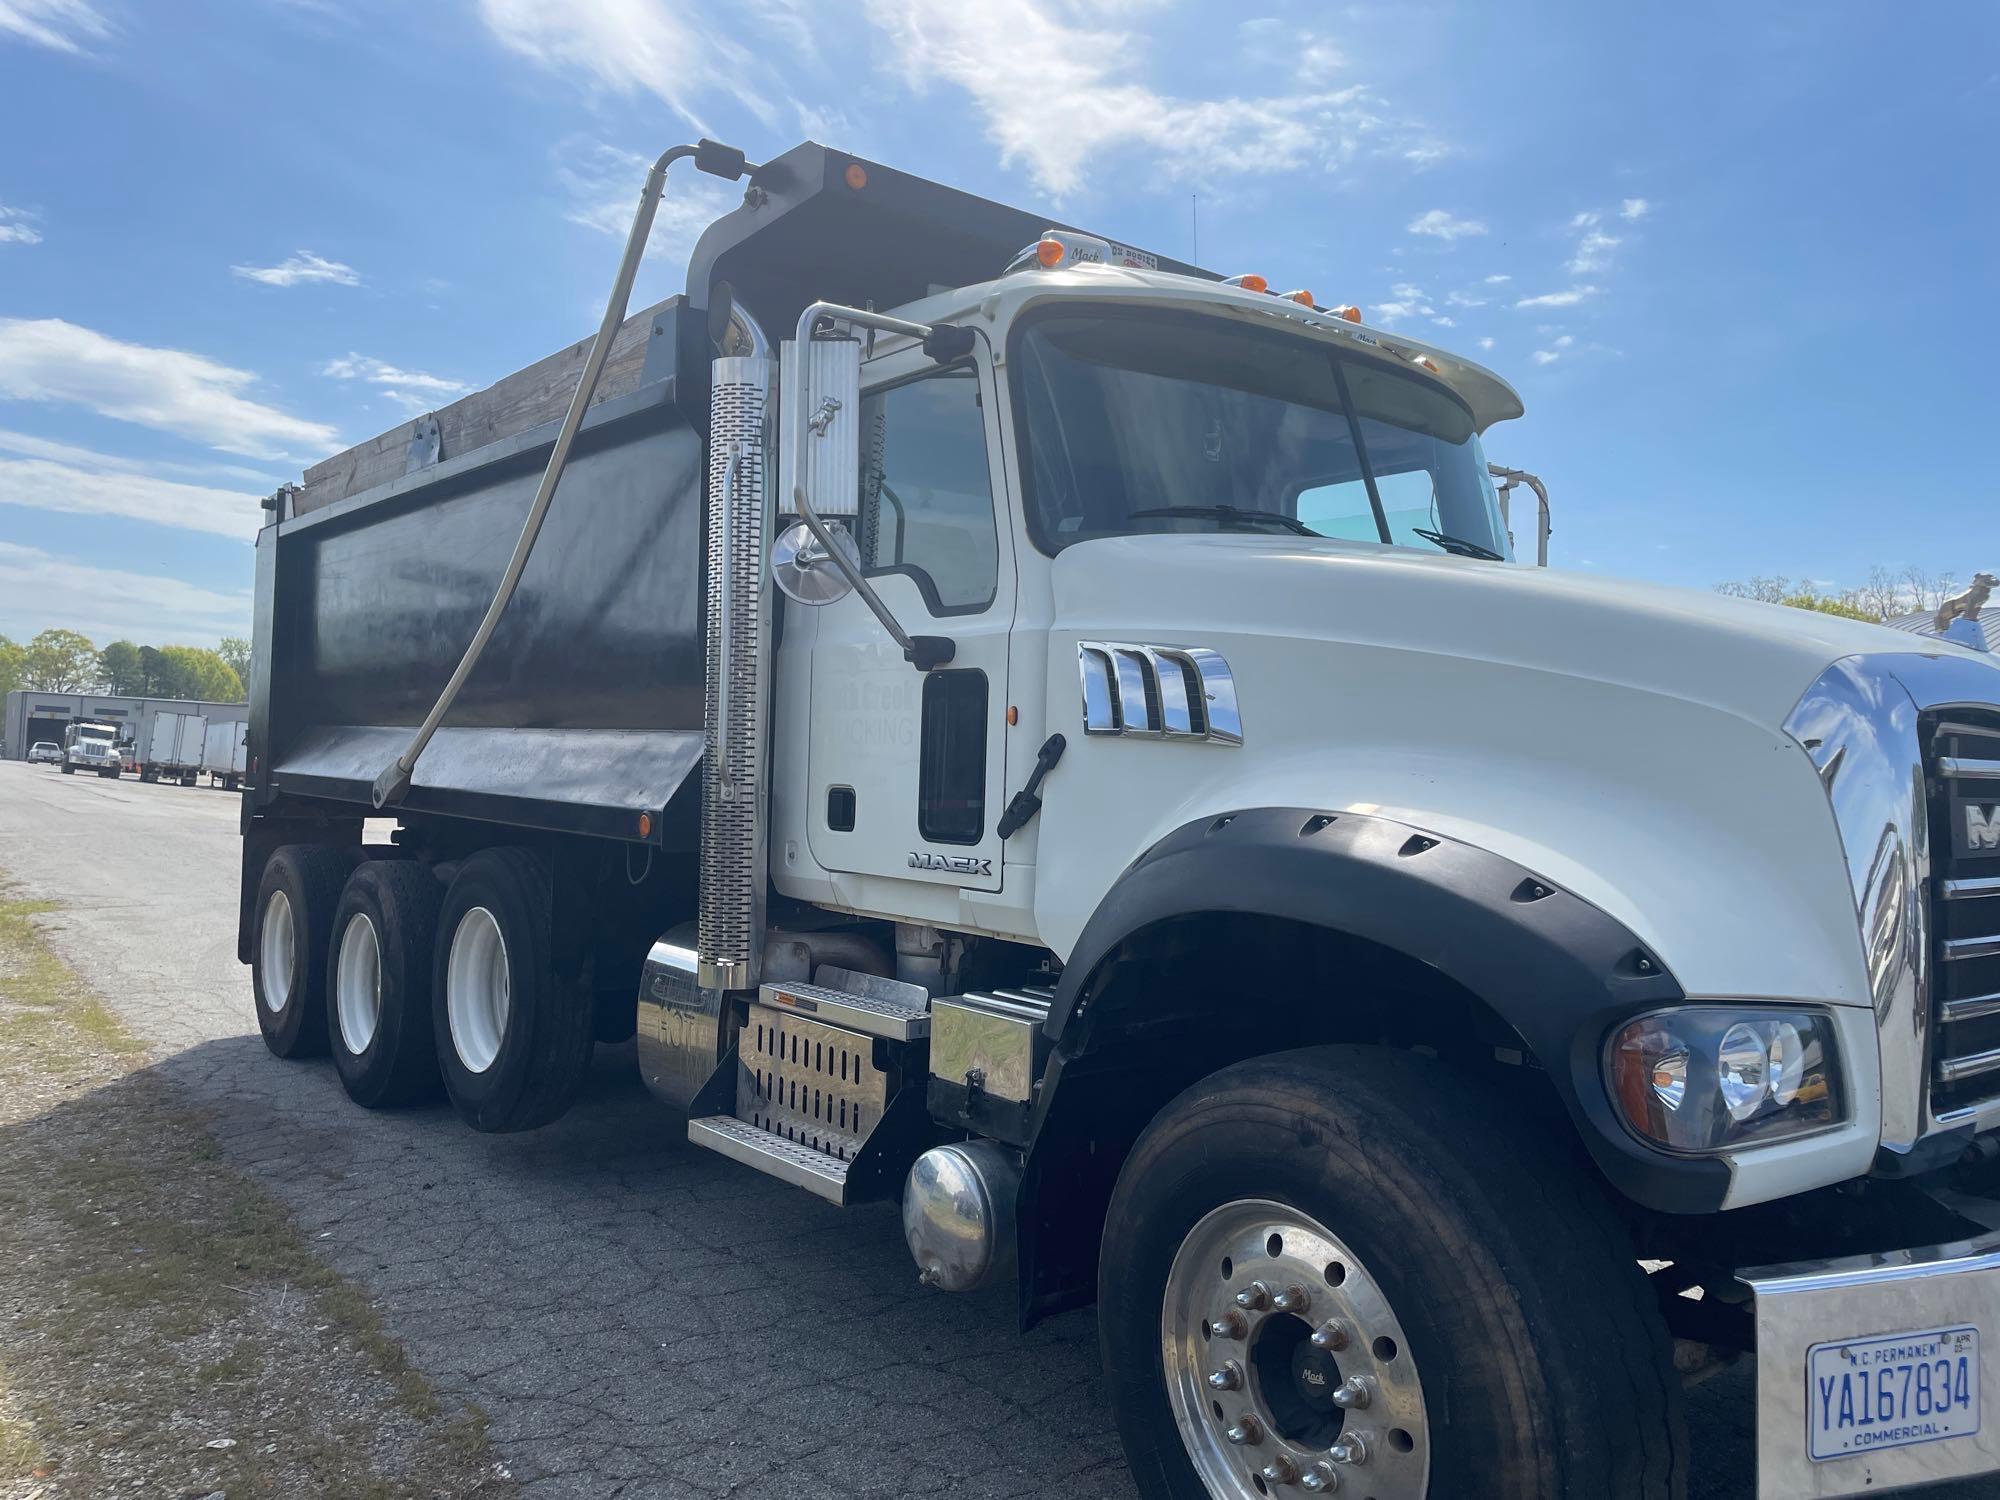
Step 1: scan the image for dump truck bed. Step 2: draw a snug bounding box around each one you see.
[247,300,707,844]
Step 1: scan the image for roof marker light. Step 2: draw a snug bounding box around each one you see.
[1331,305,1363,323]
[1035,236,1066,268]
[1223,273,1269,293]
[1283,289,1316,307]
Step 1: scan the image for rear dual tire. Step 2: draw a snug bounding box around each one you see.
[252,845,352,1058]
[432,848,595,1133]
[326,860,443,1108]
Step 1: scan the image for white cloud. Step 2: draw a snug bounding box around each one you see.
[0,542,251,646]
[1531,349,1560,365]
[0,0,110,52]
[555,139,740,275]
[1620,197,1652,220]
[1483,273,1511,284]
[0,456,263,540]
[862,0,1435,197]
[476,0,773,131]
[1445,290,1486,309]
[0,203,41,245]
[1372,282,1435,325]
[1407,208,1487,241]
[0,318,339,459]
[1238,17,1343,83]
[1567,227,1621,274]
[1568,210,1600,230]
[323,352,472,416]
[231,250,361,288]
[1552,334,1575,349]
[1514,285,1599,309]
[1431,314,1456,327]
[0,429,283,488]
[1477,336,1495,350]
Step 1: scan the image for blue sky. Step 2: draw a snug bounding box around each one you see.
[0,0,1994,646]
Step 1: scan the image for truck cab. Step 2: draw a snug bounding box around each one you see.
[62,721,123,778]
[239,141,2000,1500]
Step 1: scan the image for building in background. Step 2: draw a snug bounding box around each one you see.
[3,690,247,765]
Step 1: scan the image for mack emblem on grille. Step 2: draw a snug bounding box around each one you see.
[1971,805,2000,852]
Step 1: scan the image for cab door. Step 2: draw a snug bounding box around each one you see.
[801,342,1013,894]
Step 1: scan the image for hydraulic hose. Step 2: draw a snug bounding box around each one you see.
[371,139,756,808]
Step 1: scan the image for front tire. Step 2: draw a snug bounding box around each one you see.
[433,848,594,1133]
[251,844,351,1059]
[1100,1045,1686,1500]
[328,861,443,1108]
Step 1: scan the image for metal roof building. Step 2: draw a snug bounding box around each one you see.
[1883,611,2000,654]
[4,689,247,763]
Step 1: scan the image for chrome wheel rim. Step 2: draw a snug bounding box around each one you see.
[335,912,383,1056]
[446,906,509,1074]
[1163,1199,1429,1498]
[260,889,295,1015]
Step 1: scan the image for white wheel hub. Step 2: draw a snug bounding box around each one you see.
[260,889,295,1015]
[335,912,383,1056]
[1163,1199,1430,1498]
[446,906,510,1074]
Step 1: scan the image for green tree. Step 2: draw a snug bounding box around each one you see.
[1778,591,1879,622]
[216,635,251,682]
[137,645,167,695]
[22,629,100,692]
[156,645,243,702]
[0,635,23,699]
[98,640,147,695]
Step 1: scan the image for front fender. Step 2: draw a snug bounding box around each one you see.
[1033,805,1727,1214]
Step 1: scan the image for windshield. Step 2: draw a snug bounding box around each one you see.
[1012,308,1509,559]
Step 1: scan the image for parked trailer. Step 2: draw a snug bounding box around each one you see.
[144,712,206,785]
[202,719,248,791]
[240,139,2000,1499]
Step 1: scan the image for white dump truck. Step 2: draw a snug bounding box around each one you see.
[238,140,2000,1499]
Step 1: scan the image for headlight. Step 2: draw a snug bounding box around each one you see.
[1608,1006,1845,1153]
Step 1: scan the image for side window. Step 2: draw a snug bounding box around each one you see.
[857,366,998,613]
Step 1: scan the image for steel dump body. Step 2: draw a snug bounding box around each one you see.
[248,340,708,843]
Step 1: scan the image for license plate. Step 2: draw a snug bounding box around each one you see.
[1807,1326,1981,1461]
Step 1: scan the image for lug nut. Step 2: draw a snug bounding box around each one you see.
[1207,1361,1243,1392]
[1208,1309,1247,1340]
[1330,1430,1370,1466]
[1330,1375,1374,1410]
[1260,1454,1301,1485]
[1225,1414,1264,1446]
[1300,1462,1340,1492]
[1235,1280,1274,1311]
[1309,1319,1350,1352]
[1272,1284,1311,1314]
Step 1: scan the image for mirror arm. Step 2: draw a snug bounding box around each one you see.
[787,300,957,670]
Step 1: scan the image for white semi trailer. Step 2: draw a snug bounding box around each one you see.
[202,719,247,791]
[144,711,205,785]
[238,141,2000,1499]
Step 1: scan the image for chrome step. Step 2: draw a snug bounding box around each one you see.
[759,969,931,1040]
[689,1116,852,1203]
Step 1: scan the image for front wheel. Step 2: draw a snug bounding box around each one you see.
[1100,1045,1686,1500]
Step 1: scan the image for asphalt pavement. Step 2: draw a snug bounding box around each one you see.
[0,756,1993,1500]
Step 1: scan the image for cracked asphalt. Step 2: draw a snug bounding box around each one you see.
[3,757,1998,1499]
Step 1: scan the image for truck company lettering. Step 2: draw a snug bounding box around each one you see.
[908,852,991,876]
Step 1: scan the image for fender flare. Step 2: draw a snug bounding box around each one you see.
[1030,805,1725,1215]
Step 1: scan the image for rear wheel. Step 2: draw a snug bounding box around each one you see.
[328,861,443,1108]
[61,761,74,774]
[1100,1045,1686,1500]
[433,848,594,1132]
[251,844,351,1059]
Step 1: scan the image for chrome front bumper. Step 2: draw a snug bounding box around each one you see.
[1745,1228,2000,1498]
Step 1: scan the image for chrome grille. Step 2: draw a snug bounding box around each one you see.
[1927,715,2000,1118]
[698,355,774,989]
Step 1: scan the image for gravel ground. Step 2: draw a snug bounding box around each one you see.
[2,756,1999,1499]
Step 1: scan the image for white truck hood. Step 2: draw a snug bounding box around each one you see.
[1037,535,2000,1008]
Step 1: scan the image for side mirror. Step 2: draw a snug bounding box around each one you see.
[780,336,861,523]
[772,521,859,605]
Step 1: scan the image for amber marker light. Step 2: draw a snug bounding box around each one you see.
[1035,236,1066,268]
[843,162,868,190]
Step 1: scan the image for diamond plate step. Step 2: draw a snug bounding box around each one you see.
[759,973,930,1040]
[689,1116,853,1204]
